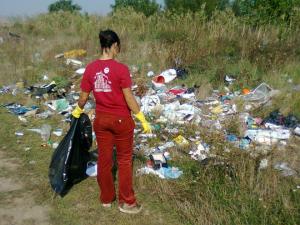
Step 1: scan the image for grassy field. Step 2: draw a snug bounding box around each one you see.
[0,9,300,225]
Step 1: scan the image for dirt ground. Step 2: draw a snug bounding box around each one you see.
[0,150,50,225]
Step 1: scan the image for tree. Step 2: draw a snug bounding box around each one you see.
[232,0,300,24]
[48,0,82,13]
[164,0,231,15]
[111,0,160,17]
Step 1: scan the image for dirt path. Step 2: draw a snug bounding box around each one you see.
[0,150,50,225]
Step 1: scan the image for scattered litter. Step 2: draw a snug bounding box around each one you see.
[157,142,175,151]
[274,162,296,177]
[30,81,56,96]
[224,74,236,85]
[75,68,86,75]
[27,128,42,134]
[15,131,24,136]
[141,95,160,113]
[40,124,52,142]
[245,129,291,145]
[0,85,11,94]
[36,110,53,119]
[53,128,63,137]
[18,116,27,123]
[29,160,36,165]
[259,159,268,170]
[42,74,49,81]
[55,53,64,59]
[2,57,299,184]
[189,142,210,161]
[243,83,278,105]
[152,69,177,85]
[66,58,83,67]
[293,85,300,92]
[130,65,139,74]
[46,98,70,112]
[5,103,38,115]
[64,49,87,58]
[294,126,300,136]
[137,166,183,179]
[149,153,168,169]
[86,161,97,177]
[174,135,189,146]
[263,110,299,129]
[139,133,157,138]
[147,71,155,77]
[52,142,59,149]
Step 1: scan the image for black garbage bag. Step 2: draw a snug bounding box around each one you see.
[49,113,92,197]
[263,110,299,128]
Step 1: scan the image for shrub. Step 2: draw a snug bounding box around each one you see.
[48,0,81,13]
[111,0,160,17]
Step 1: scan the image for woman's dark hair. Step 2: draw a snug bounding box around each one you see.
[99,29,120,50]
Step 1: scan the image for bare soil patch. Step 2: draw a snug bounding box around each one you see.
[0,150,50,225]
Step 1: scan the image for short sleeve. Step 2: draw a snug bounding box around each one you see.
[119,65,132,89]
[80,66,93,93]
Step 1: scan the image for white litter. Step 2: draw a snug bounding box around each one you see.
[66,59,83,66]
[76,68,86,75]
[86,161,97,177]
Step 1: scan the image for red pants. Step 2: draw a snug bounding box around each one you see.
[93,112,136,205]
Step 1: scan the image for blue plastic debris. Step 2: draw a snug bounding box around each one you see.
[4,103,38,115]
[226,134,238,142]
[158,167,183,179]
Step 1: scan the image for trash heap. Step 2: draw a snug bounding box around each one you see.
[0,49,95,150]
[1,54,299,180]
[133,69,300,179]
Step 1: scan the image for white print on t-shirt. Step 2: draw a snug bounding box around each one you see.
[94,71,112,92]
[104,67,110,74]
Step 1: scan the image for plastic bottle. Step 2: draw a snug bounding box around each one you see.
[40,124,52,142]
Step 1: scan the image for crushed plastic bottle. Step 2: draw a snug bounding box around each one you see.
[40,124,52,142]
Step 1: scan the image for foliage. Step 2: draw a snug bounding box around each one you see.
[111,0,160,17]
[48,0,81,13]
[164,0,231,16]
[233,0,300,25]
[164,0,300,24]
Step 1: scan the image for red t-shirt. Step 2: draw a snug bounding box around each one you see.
[80,59,132,117]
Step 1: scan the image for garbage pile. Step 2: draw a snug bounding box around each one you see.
[133,69,300,179]
[1,53,299,180]
[0,49,95,150]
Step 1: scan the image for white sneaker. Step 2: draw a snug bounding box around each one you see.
[102,203,112,208]
[118,203,142,214]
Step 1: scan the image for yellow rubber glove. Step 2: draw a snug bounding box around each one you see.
[72,105,84,118]
[135,111,152,133]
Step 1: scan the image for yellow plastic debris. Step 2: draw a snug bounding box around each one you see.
[64,49,87,58]
[16,81,24,89]
[174,135,189,146]
[212,105,223,114]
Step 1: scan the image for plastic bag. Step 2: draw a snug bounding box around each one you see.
[49,114,92,197]
[40,124,52,142]
[243,83,273,104]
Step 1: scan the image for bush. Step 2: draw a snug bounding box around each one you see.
[111,0,160,17]
[233,0,300,25]
[164,0,231,16]
[48,0,81,13]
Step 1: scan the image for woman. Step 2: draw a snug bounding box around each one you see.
[72,29,151,214]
